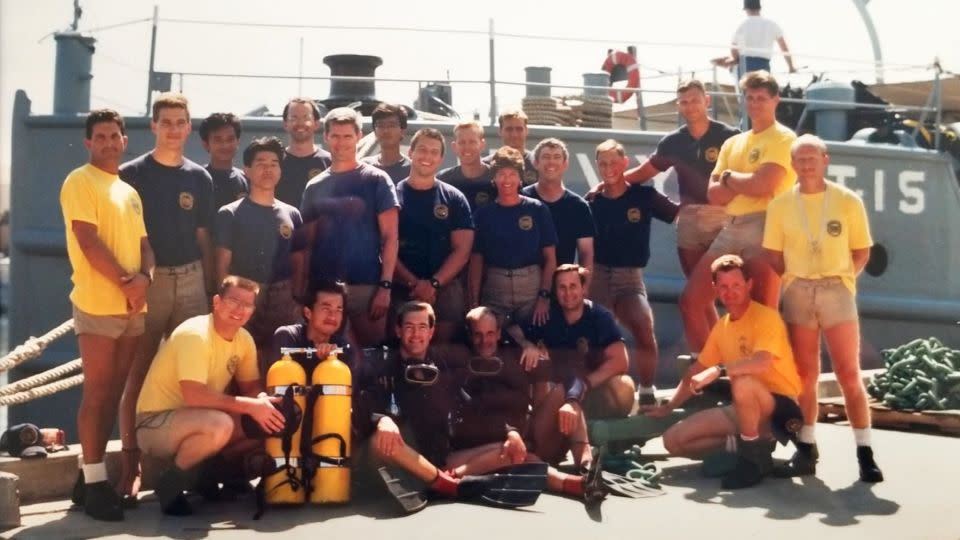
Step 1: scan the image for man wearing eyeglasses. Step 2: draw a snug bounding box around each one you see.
[361,103,412,184]
[135,276,285,516]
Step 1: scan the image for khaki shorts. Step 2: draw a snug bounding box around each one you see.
[246,280,300,349]
[482,265,540,323]
[590,265,647,310]
[72,305,145,339]
[676,204,729,251]
[393,279,466,323]
[134,410,178,459]
[705,211,766,258]
[345,284,378,319]
[583,375,635,420]
[140,261,208,362]
[782,277,858,329]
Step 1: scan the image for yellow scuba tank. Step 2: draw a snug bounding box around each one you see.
[263,351,308,505]
[309,348,352,504]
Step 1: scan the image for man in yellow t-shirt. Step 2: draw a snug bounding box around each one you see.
[679,71,796,354]
[763,134,883,483]
[135,276,285,516]
[60,109,155,522]
[650,255,802,489]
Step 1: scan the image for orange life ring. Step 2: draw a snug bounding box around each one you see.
[601,50,640,104]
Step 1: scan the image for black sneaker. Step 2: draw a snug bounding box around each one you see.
[773,441,819,478]
[857,446,884,483]
[721,439,774,489]
[83,481,124,521]
[155,467,195,516]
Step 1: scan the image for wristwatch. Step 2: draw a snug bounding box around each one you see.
[429,277,442,290]
[378,280,393,290]
[537,289,551,299]
[717,363,728,378]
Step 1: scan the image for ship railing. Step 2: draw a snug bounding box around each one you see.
[0,320,81,406]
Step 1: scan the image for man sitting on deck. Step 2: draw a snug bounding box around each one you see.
[649,255,803,489]
[135,276,285,515]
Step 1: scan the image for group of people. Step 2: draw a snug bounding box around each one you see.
[60,65,882,522]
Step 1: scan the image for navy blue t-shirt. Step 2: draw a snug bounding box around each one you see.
[278,148,331,207]
[482,149,538,185]
[437,165,496,212]
[300,163,399,285]
[206,165,248,212]
[215,198,304,284]
[473,196,557,269]
[362,154,412,185]
[590,185,679,268]
[525,300,623,377]
[120,153,214,266]
[521,186,595,265]
[397,179,474,278]
[649,120,739,204]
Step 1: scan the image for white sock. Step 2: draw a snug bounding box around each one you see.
[82,462,107,484]
[853,428,871,447]
[798,424,817,444]
[638,385,656,395]
[740,433,759,442]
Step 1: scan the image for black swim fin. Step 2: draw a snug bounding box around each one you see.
[378,466,428,514]
[582,446,607,505]
[460,462,548,508]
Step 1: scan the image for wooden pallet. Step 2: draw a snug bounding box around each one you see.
[818,397,960,436]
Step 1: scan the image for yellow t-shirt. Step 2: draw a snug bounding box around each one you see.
[762,182,873,293]
[712,122,797,216]
[137,314,259,414]
[698,301,801,398]
[60,164,147,315]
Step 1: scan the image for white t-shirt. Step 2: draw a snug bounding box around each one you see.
[732,15,783,59]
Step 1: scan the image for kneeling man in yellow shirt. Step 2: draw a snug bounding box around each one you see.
[135,276,285,515]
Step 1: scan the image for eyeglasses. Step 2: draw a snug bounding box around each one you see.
[222,296,255,311]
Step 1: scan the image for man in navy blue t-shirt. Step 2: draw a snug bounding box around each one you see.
[199,113,248,213]
[117,92,214,503]
[514,264,634,467]
[361,103,412,184]
[298,107,399,346]
[394,129,474,342]
[522,138,595,284]
[589,139,678,406]
[481,110,538,186]
[279,97,331,207]
[437,121,496,212]
[215,137,304,360]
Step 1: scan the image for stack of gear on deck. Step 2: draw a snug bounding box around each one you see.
[867,337,960,411]
[522,96,576,127]
[521,95,613,129]
[252,347,352,517]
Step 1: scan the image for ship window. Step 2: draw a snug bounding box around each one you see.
[865,243,888,277]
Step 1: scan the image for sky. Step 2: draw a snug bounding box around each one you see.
[1,0,958,211]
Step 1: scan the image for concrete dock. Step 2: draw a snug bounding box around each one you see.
[3,422,958,540]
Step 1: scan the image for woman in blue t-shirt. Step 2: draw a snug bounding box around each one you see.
[468,147,558,326]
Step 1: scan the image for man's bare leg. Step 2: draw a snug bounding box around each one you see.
[788,324,822,426]
[614,294,657,390]
[744,255,780,309]
[77,334,123,467]
[679,253,720,352]
[662,408,737,458]
[678,247,719,330]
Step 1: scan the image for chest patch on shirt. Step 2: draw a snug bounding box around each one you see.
[748,147,761,164]
[576,336,590,354]
[827,220,842,236]
[130,197,142,215]
[178,192,194,210]
[518,215,533,231]
[475,192,490,206]
[279,223,293,239]
[227,354,240,375]
[704,147,720,163]
[434,204,449,220]
[627,208,642,223]
[307,168,324,180]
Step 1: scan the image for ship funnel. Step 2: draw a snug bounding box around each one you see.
[53,31,96,114]
[320,54,384,116]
